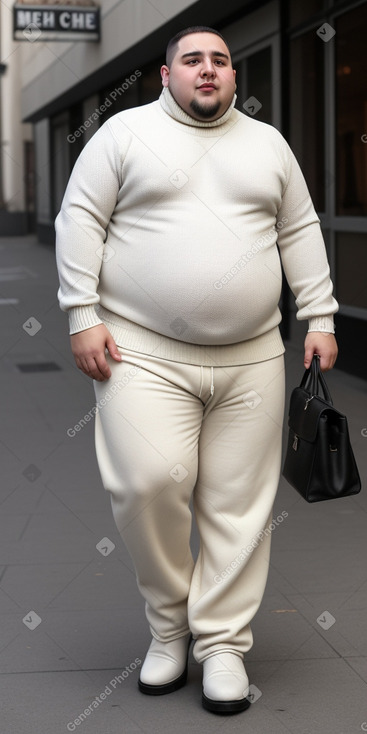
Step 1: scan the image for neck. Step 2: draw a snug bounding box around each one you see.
[159,86,237,128]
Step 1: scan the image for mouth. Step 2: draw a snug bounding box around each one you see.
[198,83,217,91]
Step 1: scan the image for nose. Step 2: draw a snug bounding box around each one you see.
[200,57,216,77]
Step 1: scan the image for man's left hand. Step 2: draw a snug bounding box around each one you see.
[304,332,338,371]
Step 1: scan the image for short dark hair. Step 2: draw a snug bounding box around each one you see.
[165,26,231,67]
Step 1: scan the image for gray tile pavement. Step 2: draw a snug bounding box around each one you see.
[1,235,366,733]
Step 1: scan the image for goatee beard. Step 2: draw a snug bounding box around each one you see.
[190,98,221,120]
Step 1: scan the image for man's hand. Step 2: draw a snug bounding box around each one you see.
[70,324,122,381]
[304,332,338,372]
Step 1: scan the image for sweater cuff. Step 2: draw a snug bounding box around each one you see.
[68,305,103,335]
[307,316,335,334]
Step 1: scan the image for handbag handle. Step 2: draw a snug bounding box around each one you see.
[300,355,333,405]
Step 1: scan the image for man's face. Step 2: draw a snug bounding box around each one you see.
[161,32,236,121]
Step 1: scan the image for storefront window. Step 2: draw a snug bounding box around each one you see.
[289,30,325,211]
[247,47,272,124]
[235,46,272,125]
[335,4,367,216]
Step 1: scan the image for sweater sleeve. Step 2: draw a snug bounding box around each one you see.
[55,119,124,334]
[275,135,338,333]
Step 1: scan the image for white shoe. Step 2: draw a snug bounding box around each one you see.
[202,652,251,714]
[138,632,192,695]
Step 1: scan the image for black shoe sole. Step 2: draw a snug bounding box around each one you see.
[138,635,192,696]
[202,691,251,715]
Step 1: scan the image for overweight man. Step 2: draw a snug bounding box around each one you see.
[55,26,338,715]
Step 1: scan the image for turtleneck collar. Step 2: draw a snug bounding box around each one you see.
[159,85,237,129]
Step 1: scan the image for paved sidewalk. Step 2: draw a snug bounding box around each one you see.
[1,235,366,734]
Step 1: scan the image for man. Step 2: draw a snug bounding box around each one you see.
[55,26,338,715]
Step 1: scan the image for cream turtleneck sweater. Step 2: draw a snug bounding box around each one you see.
[55,87,338,366]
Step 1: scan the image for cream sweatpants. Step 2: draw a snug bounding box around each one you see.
[93,346,285,664]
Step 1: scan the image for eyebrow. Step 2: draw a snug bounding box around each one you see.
[180,51,230,60]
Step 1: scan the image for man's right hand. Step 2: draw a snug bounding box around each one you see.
[70,324,122,381]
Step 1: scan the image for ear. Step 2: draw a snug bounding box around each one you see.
[160,65,170,87]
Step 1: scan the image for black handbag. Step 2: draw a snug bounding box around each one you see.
[282,355,361,502]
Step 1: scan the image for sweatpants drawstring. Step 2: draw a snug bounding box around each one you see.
[198,366,214,404]
[198,366,204,400]
[208,366,214,403]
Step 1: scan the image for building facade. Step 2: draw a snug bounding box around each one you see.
[15,0,367,377]
[0,2,34,234]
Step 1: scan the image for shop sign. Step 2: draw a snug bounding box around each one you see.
[13,2,100,41]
